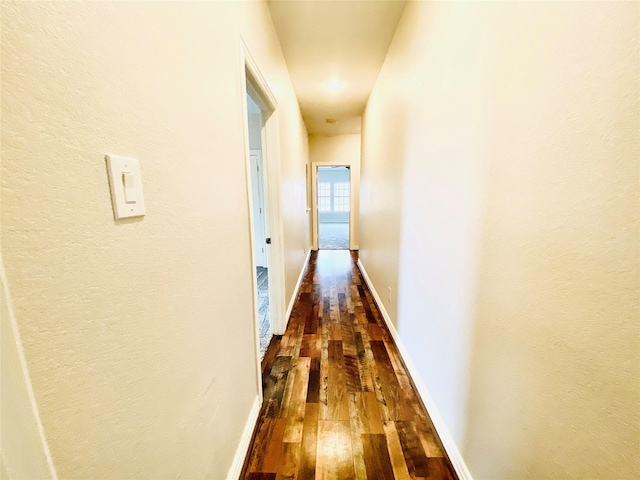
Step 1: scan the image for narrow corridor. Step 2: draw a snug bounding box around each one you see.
[242,250,456,479]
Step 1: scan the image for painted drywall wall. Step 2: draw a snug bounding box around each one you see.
[308,134,361,247]
[247,94,262,151]
[1,262,56,480]
[1,1,308,478]
[360,1,639,479]
[279,97,311,303]
[248,113,261,151]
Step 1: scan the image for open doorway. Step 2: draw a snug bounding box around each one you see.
[246,93,271,360]
[316,166,350,250]
[241,39,288,404]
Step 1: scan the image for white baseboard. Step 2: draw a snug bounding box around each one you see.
[284,249,311,324]
[226,395,261,480]
[356,260,473,480]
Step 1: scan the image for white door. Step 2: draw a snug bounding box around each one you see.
[250,150,268,267]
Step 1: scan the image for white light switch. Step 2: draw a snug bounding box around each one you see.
[105,154,145,219]
[122,172,137,203]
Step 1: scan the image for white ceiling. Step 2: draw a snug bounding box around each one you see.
[268,0,406,135]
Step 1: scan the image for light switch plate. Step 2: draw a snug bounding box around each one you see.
[105,154,146,219]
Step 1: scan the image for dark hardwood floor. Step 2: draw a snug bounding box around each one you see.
[242,250,457,480]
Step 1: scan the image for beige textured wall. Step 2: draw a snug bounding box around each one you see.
[1,1,308,478]
[279,88,310,303]
[247,113,262,151]
[308,134,361,247]
[1,263,55,480]
[360,1,639,479]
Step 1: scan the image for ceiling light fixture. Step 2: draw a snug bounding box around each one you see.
[326,78,344,93]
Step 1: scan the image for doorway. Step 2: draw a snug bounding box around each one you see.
[241,39,287,404]
[313,165,351,250]
[246,93,271,360]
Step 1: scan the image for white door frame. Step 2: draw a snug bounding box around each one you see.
[239,36,286,399]
[311,162,356,251]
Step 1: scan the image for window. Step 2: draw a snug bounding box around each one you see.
[318,179,350,212]
[333,182,350,212]
[318,182,331,212]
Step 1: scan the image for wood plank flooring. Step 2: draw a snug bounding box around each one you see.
[242,250,457,480]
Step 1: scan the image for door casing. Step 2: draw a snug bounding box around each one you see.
[239,35,286,400]
[311,162,357,251]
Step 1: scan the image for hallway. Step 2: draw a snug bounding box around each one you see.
[242,251,456,479]
[2,2,638,479]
